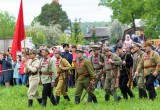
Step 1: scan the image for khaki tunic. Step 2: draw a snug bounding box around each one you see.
[137,50,160,76]
[25,58,41,99]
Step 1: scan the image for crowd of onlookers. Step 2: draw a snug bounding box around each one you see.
[0,34,160,88]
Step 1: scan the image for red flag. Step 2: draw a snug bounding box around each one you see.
[11,0,26,61]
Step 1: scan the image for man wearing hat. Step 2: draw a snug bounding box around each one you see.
[75,49,97,104]
[54,49,71,104]
[39,48,57,106]
[136,41,160,100]
[103,47,122,102]
[133,42,147,98]
[25,50,42,107]
[90,45,105,89]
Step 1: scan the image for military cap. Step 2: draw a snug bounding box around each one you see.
[130,45,135,49]
[42,48,50,54]
[133,42,142,47]
[91,45,100,51]
[29,49,37,55]
[75,49,84,53]
[63,44,69,48]
[144,41,152,47]
[104,47,111,52]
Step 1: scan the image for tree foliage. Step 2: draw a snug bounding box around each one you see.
[26,22,62,47]
[33,2,69,31]
[0,11,15,38]
[99,0,160,38]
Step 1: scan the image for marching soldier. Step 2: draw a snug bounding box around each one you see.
[25,50,42,107]
[75,49,97,104]
[117,46,134,99]
[133,42,147,98]
[39,48,57,106]
[104,47,122,102]
[90,45,105,89]
[136,41,160,100]
[54,49,71,104]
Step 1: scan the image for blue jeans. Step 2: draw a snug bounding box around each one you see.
[20,74,27,85]
[15,78,20,85]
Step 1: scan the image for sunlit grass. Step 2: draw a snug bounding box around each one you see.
[0,86,160,110]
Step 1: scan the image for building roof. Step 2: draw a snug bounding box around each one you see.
[85,27,110,38]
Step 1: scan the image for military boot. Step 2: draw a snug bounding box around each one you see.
[141,89,147,98]
[112,91,121,102]
[37,98,42,104]
[105,94,110,101]
[122,93,128,100]
[50,96,57,106]
[28,99,33,107]
[42,100,47,107]
[56,96,60,104]
[87,95,93,102]
[138,89,143,99]
[149,90,156,101]
[75,96,80,104]
[64,95,70,101]
[92,96,98,103]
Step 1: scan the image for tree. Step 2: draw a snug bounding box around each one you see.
[0,11,15,38]
[90,26,99,43]
[99,0,144,26]
[70,20,85,45]
[109,20,127,44]
[33,2,69,31]
[45,23,62,46]
[26,22,46,48]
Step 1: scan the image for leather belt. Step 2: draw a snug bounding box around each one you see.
[144,65,156,69]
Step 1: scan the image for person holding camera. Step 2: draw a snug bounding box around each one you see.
[0,52,13,87]
[25,50,42,107]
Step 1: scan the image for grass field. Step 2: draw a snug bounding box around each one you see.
[0,86,160,110]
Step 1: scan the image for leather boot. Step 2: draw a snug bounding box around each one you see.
[92,96,98,103]
[56,96,60,104]
[75,96,80,104]
[138,89,143,99]
[37,98,42,104]
[87,95,93,102]
[112,91,121,102]
[64,95,70,101]
[28,99,33,107]
[105,94,110,101]
[122,93,128,100]
[50,96,57,106]
[42,100,47,107]
[141,89,147,98]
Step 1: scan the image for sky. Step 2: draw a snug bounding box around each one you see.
[0,0,112,25]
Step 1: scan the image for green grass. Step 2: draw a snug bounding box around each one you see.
[0,86,160,110]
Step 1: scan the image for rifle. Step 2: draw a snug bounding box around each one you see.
[127,67,133,89]
[80,69,105,102]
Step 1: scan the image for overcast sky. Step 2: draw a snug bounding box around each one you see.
[0,0,112,25]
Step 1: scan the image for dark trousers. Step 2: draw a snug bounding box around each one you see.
[119,75,134,99]
[146,74,157,100]
[42,83,56,105]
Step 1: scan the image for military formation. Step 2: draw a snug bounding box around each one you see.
[24,41,160,107]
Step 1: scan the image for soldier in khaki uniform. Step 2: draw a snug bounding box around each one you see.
[54,49,71,104]
[75,49,97,104]
[104,47,122,102]
[90,45,105,89]
[136,41,160,100]
[39,48,57,106]
[25,50,42,107]
[133,42,147,98]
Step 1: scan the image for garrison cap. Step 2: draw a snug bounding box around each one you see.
[29,49,37,55]
[104,47,111,52]
[42,48,50,54]
[133,42,142,48]
[144,41,152,47]
[75,49,84,53]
